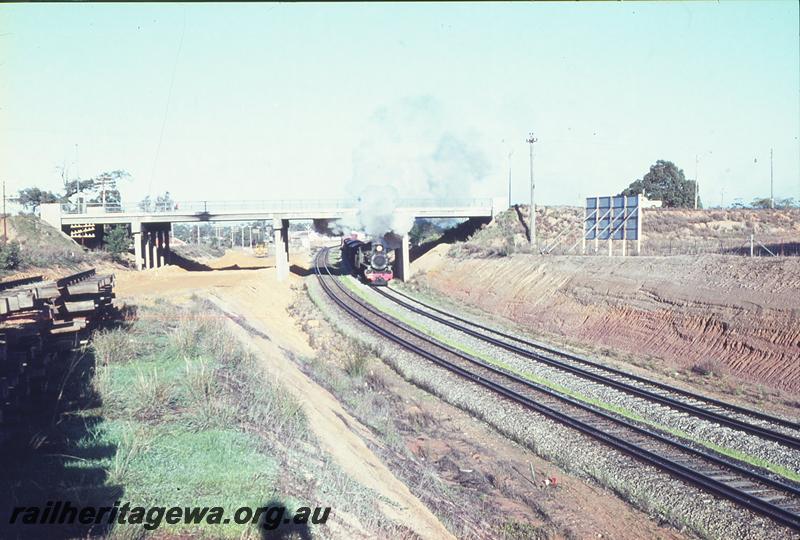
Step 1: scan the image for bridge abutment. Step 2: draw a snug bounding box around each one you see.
[273,218,290,281]
[394,234,411,282]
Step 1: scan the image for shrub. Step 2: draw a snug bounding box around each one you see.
[691,358,728,377]
[106,225,131,263]
[131,367,175,420]
[92,327,138,365]
[342,340,371,377]
[0,240,21,270]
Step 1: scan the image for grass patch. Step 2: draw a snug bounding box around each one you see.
[62,300,329,538]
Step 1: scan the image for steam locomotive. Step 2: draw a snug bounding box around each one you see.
[341,238,394,285]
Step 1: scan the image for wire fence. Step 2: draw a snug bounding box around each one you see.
[534,232,800,257]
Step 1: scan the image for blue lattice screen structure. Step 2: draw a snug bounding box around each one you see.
[584,194,641,254]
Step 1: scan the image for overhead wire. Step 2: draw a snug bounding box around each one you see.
[147,9,187,201]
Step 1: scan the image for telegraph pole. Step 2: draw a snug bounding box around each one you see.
[770,148,774,209]
[507,149,514,208]
[526,132,538,246]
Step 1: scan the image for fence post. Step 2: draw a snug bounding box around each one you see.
[750,234,754,257]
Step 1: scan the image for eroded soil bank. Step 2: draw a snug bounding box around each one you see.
[411,250,800,396]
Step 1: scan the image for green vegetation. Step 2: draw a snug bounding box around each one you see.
[622,160,699,208]
[342,278,800,483]
[87,301,312,536]
[0,240,21,270]
[138,191,175,212]
[17,187,59,213]
[5,214,96,270]
[750,196,799,209]
[20,169,131,211]
[409,219,445,246]
[1,299,387,538]
[105,225,131,263]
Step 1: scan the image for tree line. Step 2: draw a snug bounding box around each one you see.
[17,170,130,212]
[622,160,798,209]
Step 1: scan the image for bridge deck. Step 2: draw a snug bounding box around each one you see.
[55,199,495,225]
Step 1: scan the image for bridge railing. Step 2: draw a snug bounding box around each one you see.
[60,198,493,215]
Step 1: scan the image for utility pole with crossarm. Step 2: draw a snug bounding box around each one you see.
[526,132,538,246]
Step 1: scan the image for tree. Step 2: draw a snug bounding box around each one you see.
[752,197,799,209]
[138,196,153,212]
[105,225,130,262]
[17,187,59,213]
[155,191,175,212]
[62,179,96,200]
[622,160,700,208]
[87,170,130,208]
[409,219,443,245]
[751,197,772,209]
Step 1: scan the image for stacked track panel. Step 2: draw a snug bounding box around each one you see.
[0,269,115,425]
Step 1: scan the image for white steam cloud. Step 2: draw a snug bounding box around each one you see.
[340,96,490,238]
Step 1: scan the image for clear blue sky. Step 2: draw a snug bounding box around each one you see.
[1,2,798,207]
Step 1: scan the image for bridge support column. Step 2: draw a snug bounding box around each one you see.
[164,229,171,266]
[156,231,164,268]
[132,221,143,271]
[144,231,152,270]
[395,234,411,282]
[273,217,290,281]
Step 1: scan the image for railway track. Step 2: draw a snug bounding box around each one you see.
[374,286,800,450]
[314,247,800,532]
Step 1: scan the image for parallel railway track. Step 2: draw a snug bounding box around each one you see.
[314,247,800,532]
[374,286,800,449]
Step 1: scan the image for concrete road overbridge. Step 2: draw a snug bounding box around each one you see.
[41,198,500,281]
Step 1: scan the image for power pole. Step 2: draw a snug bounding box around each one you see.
[507,149,514,208]
[526,132,538,246]
[770,147,774,209]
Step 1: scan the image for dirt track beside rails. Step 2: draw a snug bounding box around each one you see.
[411,249,800,396]
[111,249,693,539]
[111,252,456,539]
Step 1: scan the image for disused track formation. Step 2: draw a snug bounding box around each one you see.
[373,287,800,448]
[0,268,115,426]
[314,247,800,532]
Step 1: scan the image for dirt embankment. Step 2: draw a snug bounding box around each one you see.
[412,250,800,394]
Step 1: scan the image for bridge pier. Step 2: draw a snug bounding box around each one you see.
[133,222,143,271]
[132,223,172,270]
[144,231,152,269]
[273,217,290,281]
[394,234,411,282]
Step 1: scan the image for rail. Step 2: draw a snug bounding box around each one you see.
[313,248,800,531]
[375,287,800,445]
